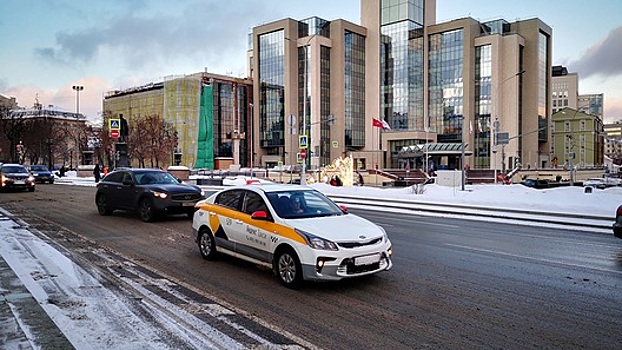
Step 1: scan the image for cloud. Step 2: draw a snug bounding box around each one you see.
[605,96,622,121]
[569,26,622,79]
[34,1,274,76]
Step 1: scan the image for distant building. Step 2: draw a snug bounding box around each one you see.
[551,65,604,118]
[551,107,604,168]
[103,72,252,170]
[0,104,86,167]
[603,121,622,161]
[0,93,17,109]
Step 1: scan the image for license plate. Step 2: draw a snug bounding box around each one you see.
[354,253,380,266]
[14,180,25,184]
[182,202,195,207]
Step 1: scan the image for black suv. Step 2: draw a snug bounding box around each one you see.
[0,164,36,192]
[29,164,55,184]
[95,168,205,222]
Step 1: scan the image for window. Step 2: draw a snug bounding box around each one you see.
[242,191,269,215]
[216,190,243,210]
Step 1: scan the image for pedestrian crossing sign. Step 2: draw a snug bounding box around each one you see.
[299,135,308,149]
[109,118,121,130]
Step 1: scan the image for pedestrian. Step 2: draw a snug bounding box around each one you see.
[93,163,101,183]
[59,165,66,178]
[357,172,364,186]
[334,175,343,186]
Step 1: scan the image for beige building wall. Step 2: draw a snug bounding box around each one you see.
[552,73,578,114]
[252,18,367,169]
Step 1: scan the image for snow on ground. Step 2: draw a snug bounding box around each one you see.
[311,182,620,217]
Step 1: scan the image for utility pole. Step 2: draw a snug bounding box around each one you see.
[72,85,84,168]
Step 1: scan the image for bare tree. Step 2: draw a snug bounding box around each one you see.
[0,105,30,163]
[126,114,176,168]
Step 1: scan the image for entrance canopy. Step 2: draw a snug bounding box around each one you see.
[397,143,472,158]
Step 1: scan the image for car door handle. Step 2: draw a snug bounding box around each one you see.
[235,219,243,224]
[209,212,216,216]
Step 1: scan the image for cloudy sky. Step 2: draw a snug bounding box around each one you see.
[1,0,621,123]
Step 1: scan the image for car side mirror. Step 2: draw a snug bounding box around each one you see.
[339,205,348,212]
[251,211,272,221]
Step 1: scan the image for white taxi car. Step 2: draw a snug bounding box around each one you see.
[192,184,393,288]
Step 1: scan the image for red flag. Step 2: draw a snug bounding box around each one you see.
[372,118,391,130]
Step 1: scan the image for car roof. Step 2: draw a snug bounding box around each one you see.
[224,184,315,194]
[111,168,164,174]
[1,163,24,168]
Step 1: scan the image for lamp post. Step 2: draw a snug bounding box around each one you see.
[492,70,525,183]
[300,42,309,185]
[72,85,84,169]
[249,103,254,178]
[299,22,330,185]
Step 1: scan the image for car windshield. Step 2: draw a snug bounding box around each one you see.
[31,165,49,171]
[2,166,28,173]
[266,190,344,219]
[135,171,180,185]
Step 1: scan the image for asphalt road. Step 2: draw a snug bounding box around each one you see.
[1,184,621,349]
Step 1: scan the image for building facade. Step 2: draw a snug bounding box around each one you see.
[361,0,553,171]
[250,17,368,170]
[551,65,604,118]
[0,104,86,167]
[551,107,604,168]
[604,121,622,163]
[103,72,252,170]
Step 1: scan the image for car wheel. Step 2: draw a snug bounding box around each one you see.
[49,180,54,184]
[198,227,218,260]
[96,194,113,215]
[139,198,156,222]
[274,247,303,289]
[27,186,35,192]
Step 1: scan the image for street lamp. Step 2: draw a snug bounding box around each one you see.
[492,70,525,183]
[299,21,330,185]
[300,41,310,185]
[72,85,84,168]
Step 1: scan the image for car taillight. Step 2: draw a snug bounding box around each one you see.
[617,206,622,217]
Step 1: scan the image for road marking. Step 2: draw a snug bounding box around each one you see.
[445,243,622,275]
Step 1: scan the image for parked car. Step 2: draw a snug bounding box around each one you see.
[29,164,55,184]
[520,178,550,189]
[0,163,35,192]
[95,168,205,222]
[192,184,393,289]
[584,177,621,189]
[614,205,622,239]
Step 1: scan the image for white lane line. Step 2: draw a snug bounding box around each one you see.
[445,243,622,275]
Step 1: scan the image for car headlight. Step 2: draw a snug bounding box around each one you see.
[378,225,389,243]
[150,190,168,199]
[28,176,35,182]
[296,228,339,251]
